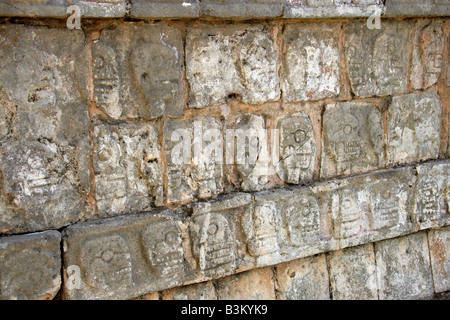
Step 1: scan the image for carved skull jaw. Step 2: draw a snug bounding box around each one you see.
[339,192,364,239]
[285,199,320,247]
[149,248,184,280]
[417,182,440,224]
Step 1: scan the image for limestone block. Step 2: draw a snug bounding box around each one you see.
[164,117,223,204]
[411,20,445,90]
[321,101,384,178]
[428,227,450,293]
[199,0,283,18]
[69,0,127,17]
[94,122,164,216]
[215,267,276,300]
[387,92,442,165]
[131,0,200,18]
[225,114,271,192]
[0,0,66,17]
[0,230,61,300]
[190,193,254,278]
[161,281,217,300]
[385,0,450,17]
[375,232,434,300]
[275,254,330,300]
[344,20,413,97]
[62,210,193,300]
[90,23,184,119]
[0,24,89,235]
[186,24,280,108]
[328,244,378,300]
[414,160,450,230]
[285,0,384,18]
[282,23,340,102]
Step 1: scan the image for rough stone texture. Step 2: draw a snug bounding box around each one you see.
[161,281,217,300]
[94,122,164,216]
[62,210,192,300]
[0,230,61,300]
[328,244,378,300]
[282,23,340,102]
[215,267,276,300]
[321,101,384,178]
[275,254,330,300]
[344,20,413,98]
[387,92,442,166]
[69,0,127,17]
[225,114,271,192]
[428,227,450,293]
[0,0,67,17]
[414,161,450,230]
[164,117,223,204]
[411,20,445,90]
[285,0,384,18]
[275,112,316,184]
[0,24,90,235]
[90,23,184,119]
[375,232,434,300]
[385,0,450,17]
[130,0,200,18]
[186,24,280,108]
[200,0,284,18]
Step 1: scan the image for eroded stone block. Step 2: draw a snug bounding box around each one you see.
[190,193,253,278]
[200,0,283,18]
[375,232,434,300]
[186,24,280,108]
[94,122,164,216]
[225,114,271,192]
[387,92,442,165]
[0,0,66,17]
[0,25,89,235]
[0,230,61,300]
[285,0,384,18]
[275,254,330,300]
[164,117,223,204]
[321,102,384,178]
[131,0,200,18]
[161,281,217,300]
[328,244,378,300]
[282,23,340,102]
[344,20,412,97]
[215,267,276,300]
[70,0,127,17]
[411,20,445,90]
[385,0,450,17]
[428,227,450,293]
[275,112,316,184]
[90,23,184,119]
[414,161,450,229]
[63,210,192,300]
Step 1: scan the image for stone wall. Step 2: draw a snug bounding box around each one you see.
[0,0,449,300]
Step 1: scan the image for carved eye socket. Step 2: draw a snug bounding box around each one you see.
[343,124,352,135]
[101,250,114,263]
[294,130,306,143]
[342,198,353,209]
[207,223,219,236]
[13,51,25,62]
[382,190,391,199]
[93,56,104,68]
[98,148,112,161]
[29,268,44,282]
[165,231,178,244]
[152,54,165,67]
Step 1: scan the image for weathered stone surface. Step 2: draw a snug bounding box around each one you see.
[164,117,223,204]
[275,112,316,184]
[0,0,66,17]
[321,102,384,178]
[344,20,413,97]
[70,0,127,17]
[282,23,340,102]
[275,254,330,300]
[94,122,164,216]
[328,244,378,300]
[186,24,280,108]
[375,232,434,300]
[190,193,254,278]
[411,20,445,90]
[131,0,200,18]
[428,227,450,293]
[285,0,384,18]
[387,92,442,165]
[385,0,450,17]
[225,114,271,192]
[200,0,283,18]
[161,281,217,300]
[0,24,90,235]
[216,267,276,300]
[0,230,61,300]
[414,161,450,230]
[90,23,184,119]
[62,209,195,300]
